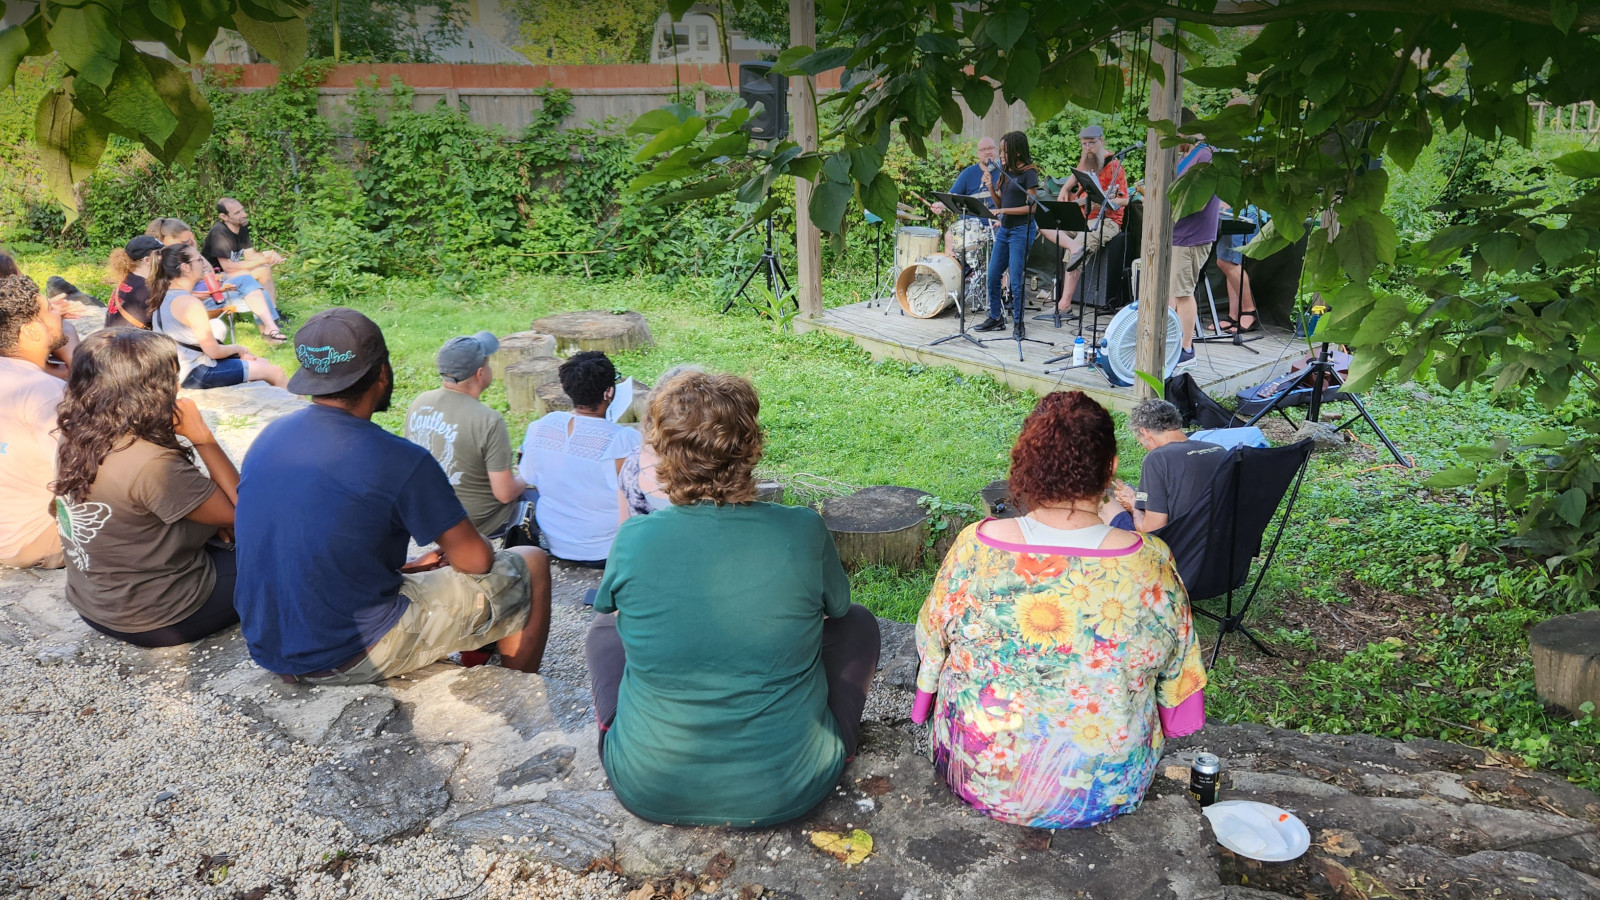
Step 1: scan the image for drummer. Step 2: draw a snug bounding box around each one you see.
[930,136,998,257]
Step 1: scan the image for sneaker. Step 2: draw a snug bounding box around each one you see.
[973,317,1006,332]
[1176,347,1196,368]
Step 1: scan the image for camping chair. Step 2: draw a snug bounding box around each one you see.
[1150,439,1315,666]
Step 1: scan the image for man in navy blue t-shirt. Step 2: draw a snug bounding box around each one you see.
[930,136,998,256]
[234,308,552,683]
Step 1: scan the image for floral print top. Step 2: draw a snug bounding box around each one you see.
[915,521,1207,829]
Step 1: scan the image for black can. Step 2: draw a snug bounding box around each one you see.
[1190,753,1220,807]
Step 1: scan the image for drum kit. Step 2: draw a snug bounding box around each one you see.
[882,198,993,318]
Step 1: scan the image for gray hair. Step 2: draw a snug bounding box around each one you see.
[643,364,706,429]
[1129,398,1183,435]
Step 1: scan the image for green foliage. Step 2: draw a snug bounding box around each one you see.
[513,0,658,64]
[741,280,800,332]
[0,0,312,218]
[305,0,465,62]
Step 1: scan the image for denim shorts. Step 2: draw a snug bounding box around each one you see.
[182,358,249,390]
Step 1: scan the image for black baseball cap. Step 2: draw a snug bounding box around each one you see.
[124,235,163,261]
[287,308,388,396]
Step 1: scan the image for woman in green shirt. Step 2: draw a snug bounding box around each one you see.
[587,372,880,827]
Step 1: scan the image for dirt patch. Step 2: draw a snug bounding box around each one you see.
[1225,577,1454,680]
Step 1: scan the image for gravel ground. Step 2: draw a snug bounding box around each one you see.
[0,641,626,900]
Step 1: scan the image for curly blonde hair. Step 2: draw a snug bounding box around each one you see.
[645,372,762,506]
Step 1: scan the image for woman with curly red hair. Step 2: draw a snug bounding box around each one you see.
[586,371,880,827]
[913,390,1207,828]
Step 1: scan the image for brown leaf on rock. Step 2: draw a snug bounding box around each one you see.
[857,775,892,796]
[1316,829,1362,858]
[585,857,624,875]
[625,886,657,900]
[737,885,765,900]
[1017,829,1053,852]
[703,850,736,881]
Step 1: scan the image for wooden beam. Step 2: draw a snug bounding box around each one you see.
[1134,15,1182,399]
[791,0,823,318]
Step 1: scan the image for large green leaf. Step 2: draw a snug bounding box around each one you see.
[1553,150,1600,180]
[1004,46,1040,101]
[961,75,994,119]
[861,171,898,223]
[74,45,179,148]
[136,51,213,165]
[1479,232,1519,273]
[1554,487,1587,526]
[232,8,308,68]
[984,8,1029,52]
[0,23,37,90]
[34,85,109,220]
[809,179,854,235]
[1424,467,1481,489]
[1333,212,1397,281]
[793,46,853,76]
[49,3,121,90]
[652,175,740,206]
[1350,293,1410,345]
[1536,228,1590,268]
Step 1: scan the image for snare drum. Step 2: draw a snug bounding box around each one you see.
[949,218,994,257]
[892,226,942,278]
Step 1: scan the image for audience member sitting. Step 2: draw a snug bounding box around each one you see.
[914,391,1207,829]
[1100,398,1225,533]
[518,351,641,566]
[233,309,552,684]
[146,217,196,247]
[405,331,530,537]
[0,275,70,569]
[586,372,880,826]
[0,253,18,278]
[616,364,702,520]
[149,244,287,389]
[52,329,242,646]
[202,198,288,328]
[105,236,165,330]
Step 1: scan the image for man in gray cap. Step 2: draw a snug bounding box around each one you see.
[405,330,530,537]
[1039,122,1129,318]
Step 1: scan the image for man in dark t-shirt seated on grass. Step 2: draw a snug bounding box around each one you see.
[233,308,552,684]
[201,197,287,330]
[1101,398,1225,533]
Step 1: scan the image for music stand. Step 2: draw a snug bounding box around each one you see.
[927,192,991,348]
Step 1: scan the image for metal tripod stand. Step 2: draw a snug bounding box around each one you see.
[723,215,794,314]
[1243,340,1411,468]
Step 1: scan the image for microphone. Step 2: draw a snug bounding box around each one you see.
[1110,144,1141,160]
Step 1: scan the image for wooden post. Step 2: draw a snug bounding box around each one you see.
[1134,15,1183,399]
[791,0,823,318]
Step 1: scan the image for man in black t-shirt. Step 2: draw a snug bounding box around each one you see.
[1101,398,1226,533]
[202,197,287,325]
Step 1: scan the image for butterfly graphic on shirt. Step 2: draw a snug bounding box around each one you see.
[56,501,112,570]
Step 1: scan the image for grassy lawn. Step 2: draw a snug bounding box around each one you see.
[19,252,1600,790]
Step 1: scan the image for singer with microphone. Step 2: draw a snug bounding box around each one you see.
[1039,124,1130,319]
[974,131,1041,333]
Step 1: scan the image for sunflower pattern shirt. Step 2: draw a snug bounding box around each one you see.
[915,521,1207,829]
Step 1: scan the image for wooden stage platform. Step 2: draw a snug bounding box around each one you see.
[799,298,1305,413]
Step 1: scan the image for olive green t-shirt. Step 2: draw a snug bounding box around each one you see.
[594,502,852,827]
[404,388,516,535]
[59,439,217,632]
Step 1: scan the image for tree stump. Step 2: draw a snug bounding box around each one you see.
[820,486,932,571]
[612,379,652,425]
[979,479,1027,518]
[534,381,574,418]
[1530,610,1600,715]
[755,481,785,504]
[490,331,556,381]
[505,358,562,414]
[529,310,654,356]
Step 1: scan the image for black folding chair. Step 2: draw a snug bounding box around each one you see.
[1151,439,1315,666]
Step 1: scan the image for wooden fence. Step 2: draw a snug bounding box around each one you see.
[1531,100,1600,134]
[223,63,1033,138]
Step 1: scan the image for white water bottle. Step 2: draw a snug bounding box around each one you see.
[1072,335,1086,366]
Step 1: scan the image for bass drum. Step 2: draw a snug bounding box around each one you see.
[895,254,963,318]
[893,226,943,278]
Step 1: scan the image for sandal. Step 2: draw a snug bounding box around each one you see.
[1221,312,1260,335]
[262,330,290,347]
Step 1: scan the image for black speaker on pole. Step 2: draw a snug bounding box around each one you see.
[739,62,789,142]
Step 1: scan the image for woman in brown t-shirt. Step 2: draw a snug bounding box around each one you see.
[52,329,242,647]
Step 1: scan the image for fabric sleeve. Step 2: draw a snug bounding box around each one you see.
[1159,691,1206,737]
[950,166,975,195]
[593,518,632,614]
[131,450,219,524]
[1110,161,1129,200]
[1138,450,1171,514]
[1154,544,1208,709]
[483,415,514,474]
[816,511,851,619]
[396,452,470,546]
[914,525,974,695]
[607,425,643,461]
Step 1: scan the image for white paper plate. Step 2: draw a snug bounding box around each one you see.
[1202,800,1311,862]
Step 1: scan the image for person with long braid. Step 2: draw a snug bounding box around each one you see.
[973,131,1041,333]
